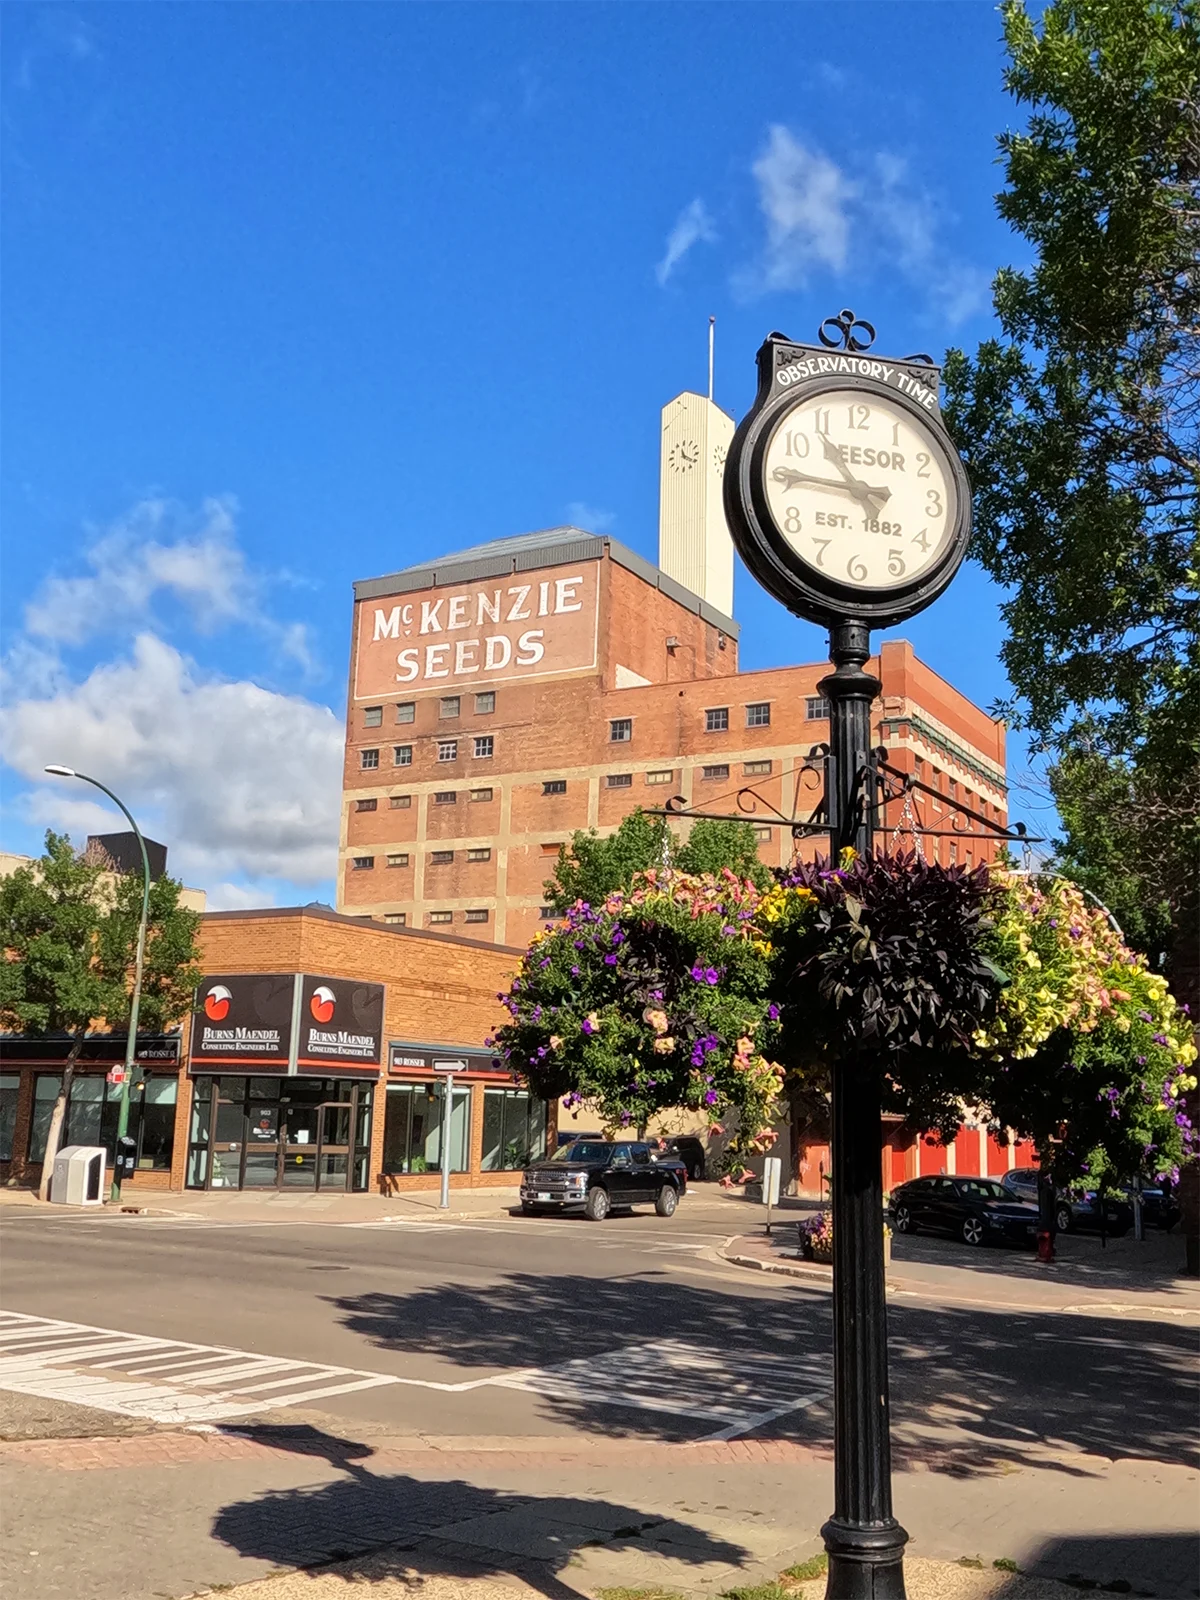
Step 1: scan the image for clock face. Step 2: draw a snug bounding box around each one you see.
[713,442,727,475]
[761,389,957,592]
[669,439,699,472]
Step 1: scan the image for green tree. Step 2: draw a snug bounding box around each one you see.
[543,808,771,914]
[0,832,201,1198]
[942,0,1200,987]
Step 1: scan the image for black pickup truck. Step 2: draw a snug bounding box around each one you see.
[520,1139,688,1221]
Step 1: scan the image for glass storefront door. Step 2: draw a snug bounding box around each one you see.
[187,1076,373,1191]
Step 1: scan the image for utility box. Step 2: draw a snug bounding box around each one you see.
[50,1146,107,1206]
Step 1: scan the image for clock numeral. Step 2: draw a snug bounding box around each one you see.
[916,452,931,478]
[926,488,944,516]
[891,422,900,445]
[810,538,831,568]
[847,554,868,582]
[847,403,870,430]
[784,430,810,459]
[888,549,906,577]
[783,505,803,535]
[912,527,931,552]
[813,407,830,434]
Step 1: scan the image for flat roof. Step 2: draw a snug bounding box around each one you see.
[200,901,525,957]
[353,527,739,639]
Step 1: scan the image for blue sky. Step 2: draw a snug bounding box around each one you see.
[1,1,1052,906]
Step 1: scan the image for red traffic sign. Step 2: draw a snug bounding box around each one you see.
[106,1067,127,1087]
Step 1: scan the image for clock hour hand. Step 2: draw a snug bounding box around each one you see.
[772,465,891,507]
[816,431,892,509]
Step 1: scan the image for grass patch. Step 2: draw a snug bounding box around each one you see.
[957,1558,986,1570]
[993,1559,1020,1573]
[721,1586,793,1600]
[597,1589,688,1600]
[781,1555,829,1583]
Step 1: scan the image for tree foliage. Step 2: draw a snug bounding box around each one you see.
[543,807,769,914]
[942,0,1200,975]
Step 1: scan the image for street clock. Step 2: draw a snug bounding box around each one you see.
[723,313,972,629]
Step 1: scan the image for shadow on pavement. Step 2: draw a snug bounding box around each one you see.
[887,1228,1193,1291]
[1023,1529,1200,1598]
[210,1424,750,1598]
[327,1271,1198,1473]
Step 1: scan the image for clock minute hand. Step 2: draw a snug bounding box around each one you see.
[772,465,891,506]
[817,431,891,508]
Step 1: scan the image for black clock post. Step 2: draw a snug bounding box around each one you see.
[722,313,974,1600]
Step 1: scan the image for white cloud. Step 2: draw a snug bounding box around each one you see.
[741,128,989,326]
[3,633,344,891]
[655,199,717,286]
[24,496,316,672]
[565,501,616,532]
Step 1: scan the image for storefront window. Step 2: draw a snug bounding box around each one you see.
[481,1088,547,1171]
[139,1078,178,1169]
[0,1075,19,1161]
[55,1074,180,1170]
[28,1074,63,1163]
[383,1081,469,1174]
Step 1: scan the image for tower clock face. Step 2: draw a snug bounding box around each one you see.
[761,388,957,592]
[669,439,699,472]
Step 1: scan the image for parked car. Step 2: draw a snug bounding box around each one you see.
[660,1135,707,1181]
[889,1175,1039,1248]
[999,1167,1133,1236]
[520,1139,687,1221]
[556,1129,603,1148]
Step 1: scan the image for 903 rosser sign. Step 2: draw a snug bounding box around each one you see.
[723,313,971,628]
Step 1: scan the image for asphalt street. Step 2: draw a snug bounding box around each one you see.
[2,1202,1196,1471]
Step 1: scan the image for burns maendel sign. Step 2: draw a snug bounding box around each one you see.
[354,560,600,699]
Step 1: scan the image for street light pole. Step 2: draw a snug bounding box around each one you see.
[44,766,151,1204]
[817,624,908,1600]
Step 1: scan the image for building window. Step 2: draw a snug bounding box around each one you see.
[389,794,412,809]
[464,908,489,924]
[386,853,409,868]
[393,745,413,766]
[949,779,959,801]
[469,787,493,802]
[475,691,495,714]
[744,760,772,777]
[473,735,494,759]
[543,780,567,795]
[434,790,457,805]
[538,905,557,919]
[385,913,407,926]
[705,707,730,732]
[745,702,771,727]
[430,850,454,865]
[428,910,453,925]
[645,770,673,785]
[28,1074,63,1163]
[355,798,378,812]
[914,757,925,779]
[363,706,383,728]
[805,697,830,720]
[481,1087,547,1171]
[440,696,461,719]
[0,1074,20,1162]
[754,825,773,842]
[610,718,632,743]
[437,739,458,762]
[352,855,375,870]
[382,1080,469,1175]
[540,842,563,857]
[606,773,633,788]
[395,702,415,724]
[26,1073,176,1170]
[361,748,379,770]
[701,764,730,781]
[467,847,492,862]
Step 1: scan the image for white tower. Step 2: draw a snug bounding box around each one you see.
[658,391,736,617]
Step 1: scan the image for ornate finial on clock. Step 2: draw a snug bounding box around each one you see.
[818,309,876,353]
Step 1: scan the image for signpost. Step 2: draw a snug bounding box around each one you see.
[723,313,972,1600]
[432,1060,467,1210]
[762,1154,782,1235]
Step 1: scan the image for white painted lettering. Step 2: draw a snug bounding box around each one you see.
[420,599,445,634]
[448,595,470,630]
[425,644,450,678]
[538,580,550,616]
[395,648,419,682]
[516,629,545,666]
[402,603,414,629]
[555,576,583,613]
[374,607,401,641]
[477,590,500,625]
[454,638,480,674]
[506,584,532,621]
[484,634,512,671]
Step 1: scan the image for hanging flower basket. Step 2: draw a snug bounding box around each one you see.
[799,1209,834,1263]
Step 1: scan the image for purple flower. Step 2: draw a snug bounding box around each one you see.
[604,953,618,966]
[581,1018,597,1035]
[531,1005,542,1022]
[767,1003,780,1021]
[1153,1033,1169,1046]
[690,965,706,981]
[704,1090,718,1106]
[1139,1010,1153,1022]
[611,928,625,946]
[570,965,580,976]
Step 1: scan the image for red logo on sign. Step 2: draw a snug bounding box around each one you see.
[204,985,232,1021]
[310,985,336,1024]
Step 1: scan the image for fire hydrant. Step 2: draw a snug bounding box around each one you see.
[1036,1227,1055,1263]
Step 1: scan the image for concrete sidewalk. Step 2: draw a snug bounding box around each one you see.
[2,1420,1196,1600]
